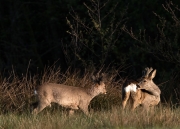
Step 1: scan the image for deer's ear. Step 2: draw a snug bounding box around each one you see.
[92,75,96,81]
[100,73,105,80]
[149,69,156,79]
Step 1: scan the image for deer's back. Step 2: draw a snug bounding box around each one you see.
[37,83,90,102]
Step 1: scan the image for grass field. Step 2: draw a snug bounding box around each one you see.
[0,66,180,129]
[1,105,180,129]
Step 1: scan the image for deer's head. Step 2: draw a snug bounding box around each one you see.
[137,67,157,91]
[92,73,106,94]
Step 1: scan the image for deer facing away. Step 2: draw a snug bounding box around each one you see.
[122,67,161,111]
[32,74,106,115]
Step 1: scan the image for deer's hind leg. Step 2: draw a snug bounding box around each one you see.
[131,99,140,111]
[122,91,130,109]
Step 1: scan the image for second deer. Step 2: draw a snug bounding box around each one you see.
[122,67,161,111]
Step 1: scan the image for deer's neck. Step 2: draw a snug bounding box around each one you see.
[145,83,161,97]
[87,86,100,98]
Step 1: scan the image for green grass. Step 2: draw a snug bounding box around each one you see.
[1,105,180,129]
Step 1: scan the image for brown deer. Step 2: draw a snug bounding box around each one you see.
[32,74,106,115]
[122,67,161,111]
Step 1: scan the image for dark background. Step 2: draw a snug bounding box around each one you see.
[1,0,180,103]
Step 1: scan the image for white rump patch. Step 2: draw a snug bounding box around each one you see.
[124,83,137,92]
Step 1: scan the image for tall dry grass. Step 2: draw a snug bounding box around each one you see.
[0,65,123,114]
